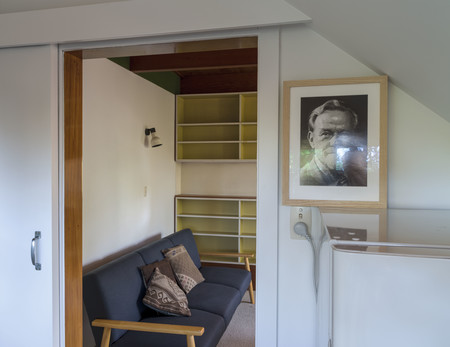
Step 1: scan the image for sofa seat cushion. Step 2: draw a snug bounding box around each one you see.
[200,266,251,297]
[111,309,225,347]
[187,283,241,326]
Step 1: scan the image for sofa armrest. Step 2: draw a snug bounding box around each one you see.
[92,319,204,347]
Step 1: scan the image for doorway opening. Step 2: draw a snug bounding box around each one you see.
[64,36,258,347]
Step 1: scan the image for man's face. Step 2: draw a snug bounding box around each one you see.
[307,110,354,171]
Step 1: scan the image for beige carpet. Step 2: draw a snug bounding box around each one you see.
[217,291,255,347]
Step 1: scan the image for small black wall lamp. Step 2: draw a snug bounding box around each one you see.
[145,128,162,148]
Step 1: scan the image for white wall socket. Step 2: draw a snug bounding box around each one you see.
[290,206,312,240]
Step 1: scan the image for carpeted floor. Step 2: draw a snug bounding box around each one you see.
[217,291,255,347]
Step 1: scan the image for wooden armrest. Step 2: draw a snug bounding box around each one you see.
[199,251,254,258]
[92,319,204,335]
[92,319,204,347]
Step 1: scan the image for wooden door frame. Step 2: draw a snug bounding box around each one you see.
[64,50,83,347]
[62,30,265,346]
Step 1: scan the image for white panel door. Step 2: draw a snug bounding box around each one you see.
[0,46,58,346]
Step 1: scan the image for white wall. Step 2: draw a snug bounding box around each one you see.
[388,85,450,208]
[82,58,177,265]
[277,24,450,346]
[179,163,256,196]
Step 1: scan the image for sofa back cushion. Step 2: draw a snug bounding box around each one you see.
[136,238,173,265]
[167,229,202,268]
[83,252,146,345]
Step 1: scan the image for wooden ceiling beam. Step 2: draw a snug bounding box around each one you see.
[180,71,257,94]
[129,48,257,72]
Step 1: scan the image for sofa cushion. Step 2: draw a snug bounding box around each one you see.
[136,238,173,265]
[111,309,225,347]
[200,266,252,297]
[187,282,241,326]
[167,229,202,268]
[83,252,146,345]
[163,244,205,294]
[140,259,177,287]
[142,268,191,317]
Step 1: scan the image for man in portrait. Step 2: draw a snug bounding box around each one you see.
[300,97,368,186]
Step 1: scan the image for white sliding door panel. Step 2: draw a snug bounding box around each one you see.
[0,45,58,346]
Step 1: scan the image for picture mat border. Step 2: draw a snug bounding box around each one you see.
[282,76,388,208]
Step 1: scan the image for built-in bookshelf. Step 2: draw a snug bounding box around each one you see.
[175,92,257,161]
[175,195,256,265]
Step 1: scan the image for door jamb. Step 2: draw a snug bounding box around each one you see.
[61,28,265,347]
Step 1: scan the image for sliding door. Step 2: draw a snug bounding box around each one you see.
[0,45,58,346]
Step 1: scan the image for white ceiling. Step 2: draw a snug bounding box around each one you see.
[2,0,449,122]
[0,0,124,13]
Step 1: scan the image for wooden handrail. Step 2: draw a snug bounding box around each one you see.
[199,251,254,258]
[92,319,204,347]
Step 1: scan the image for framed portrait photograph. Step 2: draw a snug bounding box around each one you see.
[282,76,388,208]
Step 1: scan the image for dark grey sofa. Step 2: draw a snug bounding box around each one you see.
[83,229,253,347]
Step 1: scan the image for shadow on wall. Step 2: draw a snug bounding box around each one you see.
[82,234,162,274]
[83,233,163,347]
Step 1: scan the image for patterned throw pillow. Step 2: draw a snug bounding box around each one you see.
[163,244,205,293]
[142,267,191,317]
[140,259,178,288]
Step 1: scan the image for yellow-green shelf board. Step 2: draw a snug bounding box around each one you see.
[178,214,239,219]
[178,122,241,126]
[193,232,240,237]
[200,258,242,265]
[176,159,257,163]
[178,141,241,144]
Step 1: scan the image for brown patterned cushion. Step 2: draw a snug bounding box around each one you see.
[163,244,205,293]
[140,259,177,288]
[142,267,191,317]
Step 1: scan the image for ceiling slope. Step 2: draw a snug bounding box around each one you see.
[286,0,450,123]
[0,0,123,14]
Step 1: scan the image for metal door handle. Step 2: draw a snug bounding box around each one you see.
[31,231,41,271]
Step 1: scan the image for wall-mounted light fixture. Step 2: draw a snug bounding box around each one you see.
[145,128,162,148]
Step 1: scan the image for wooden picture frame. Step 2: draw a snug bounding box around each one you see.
[282,76,388,208]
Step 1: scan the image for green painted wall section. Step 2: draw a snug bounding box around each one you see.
[109,57,130,69]
[109,57,180,94]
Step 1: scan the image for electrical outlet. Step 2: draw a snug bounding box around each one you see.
[290,206,312,239]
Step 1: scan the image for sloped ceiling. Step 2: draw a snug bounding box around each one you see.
[0,0,124,13]
[286,0,450,123]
